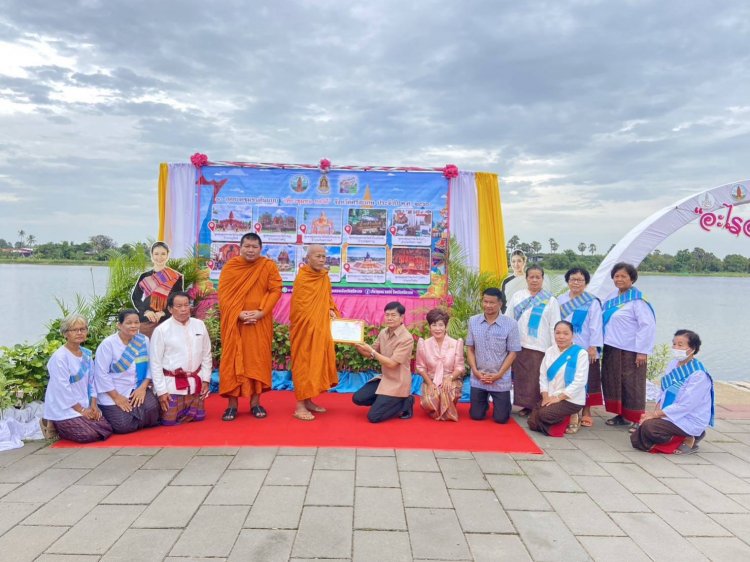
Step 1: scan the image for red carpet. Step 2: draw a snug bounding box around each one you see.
[53,393,542,454]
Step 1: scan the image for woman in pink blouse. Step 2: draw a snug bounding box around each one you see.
[415,308,466,421]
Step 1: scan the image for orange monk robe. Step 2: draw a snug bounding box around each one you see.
[290,264,340,401]
[218,256,282,397]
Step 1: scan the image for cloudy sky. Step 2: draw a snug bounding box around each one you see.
[1,0,749,256]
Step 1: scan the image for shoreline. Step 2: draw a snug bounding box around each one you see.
[0,259,108,266]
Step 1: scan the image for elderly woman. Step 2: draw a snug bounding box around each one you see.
[632,330,714,455]
[42,314,113,442]
[557,267,603,432]
[131,241,184,337]
[601,262,656,430]
[528,321,588,436]
[94,309,160,433]
[415,308,465,421]
[505,265,561,417]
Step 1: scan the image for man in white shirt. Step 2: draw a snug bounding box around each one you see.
[150,291,213,425]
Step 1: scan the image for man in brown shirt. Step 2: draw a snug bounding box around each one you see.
[353,301,415,423]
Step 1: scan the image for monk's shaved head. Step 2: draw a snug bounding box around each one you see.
[306,244,326,255]
[306,245,328,272]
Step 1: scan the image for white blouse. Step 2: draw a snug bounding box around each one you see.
[505,289,561,352]
[94,333,150,406]
[539,345,589,406]
[43,346,94,421]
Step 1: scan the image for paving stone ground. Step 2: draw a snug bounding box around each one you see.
[1,407,749,561]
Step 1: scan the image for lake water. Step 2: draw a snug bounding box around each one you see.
[1,264,748,381]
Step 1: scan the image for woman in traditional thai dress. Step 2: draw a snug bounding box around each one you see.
[504,265,561,417]
[131,242,184,337]
[631,330,714,455]
[95,309,160,433]
[601,262,656,430]
[557,267,603,432]
[528,321,588,435]
[42,314,112,443]
[415,308,465,421]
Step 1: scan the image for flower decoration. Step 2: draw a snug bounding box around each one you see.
[319,158,331,173]
[442,164,459,179]
[190,152,209,168]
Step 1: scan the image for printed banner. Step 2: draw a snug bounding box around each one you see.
[195,167,449,297]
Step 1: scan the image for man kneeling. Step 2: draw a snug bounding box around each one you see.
[150,292,213,424]
[353,302,415,423]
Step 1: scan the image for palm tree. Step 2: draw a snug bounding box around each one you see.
[577,242,586,255]
[26,234,36,247]
[17,229,25,245]
[507,235,520,252]
[588,243,597,256]
[530,241,542,256]
[549,238,559,254]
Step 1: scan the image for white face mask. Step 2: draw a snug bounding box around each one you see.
[671,348,692,361]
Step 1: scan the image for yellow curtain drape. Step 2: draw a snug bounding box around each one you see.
[476,172,507,279]
[157,163,168,241]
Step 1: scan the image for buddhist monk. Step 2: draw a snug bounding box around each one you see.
[290,245,340,421]
[218,233,282,421]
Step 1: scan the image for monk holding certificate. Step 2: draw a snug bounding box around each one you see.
[290,245,340,421]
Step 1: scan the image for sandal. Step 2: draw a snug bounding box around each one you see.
[292,410,315,421]
[221,407,238,422]
[580,415,594,428]
[251,405,268,418]
[628,423,640,434]
[566,413,581,434]
[605,415,628,426]
[674,443,699,455]
[517,408,531,418]
[306,403,327,413]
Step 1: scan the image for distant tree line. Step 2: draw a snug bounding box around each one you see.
[507,236,750,274]
[0,232,141,262]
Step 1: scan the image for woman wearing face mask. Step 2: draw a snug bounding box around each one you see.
[631,330,714,455]
[528,321,589,436]
[505,265,561,417]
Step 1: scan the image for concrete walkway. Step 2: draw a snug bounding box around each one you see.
[1,408,749,561]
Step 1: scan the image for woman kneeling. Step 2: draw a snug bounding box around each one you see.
[528,321,588,436]
[631,329,713,455]
[42,314,112,443]
[94,309,160,433]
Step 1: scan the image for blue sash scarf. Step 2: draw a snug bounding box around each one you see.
[547,345,584,387]
[660,359,715,427]
[602,287,654,331]
[69,347,92,384]
[514,290,552,338]
[560,292,595,334]
[111,334,149,387]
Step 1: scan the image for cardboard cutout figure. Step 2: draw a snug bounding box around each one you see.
[131,242,184,337]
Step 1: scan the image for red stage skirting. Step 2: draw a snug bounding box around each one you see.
[53,393,542,454]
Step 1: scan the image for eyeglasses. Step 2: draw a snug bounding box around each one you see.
[568,278,586,283]
[67,327,88,333]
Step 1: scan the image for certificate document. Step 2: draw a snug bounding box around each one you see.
[331,319,365,344]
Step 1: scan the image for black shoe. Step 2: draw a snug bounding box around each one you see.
[400,396,414,419]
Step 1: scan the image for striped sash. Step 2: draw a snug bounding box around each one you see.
[602,287,654,331]
[561,292,596,334]
[660,359,715,427]
[69,347,92,384]
[514,290,552,338]
[111,334,149,386]
[547,345,584,387]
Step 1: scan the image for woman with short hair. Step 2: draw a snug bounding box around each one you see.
[95,309,160,433]
[557,267,603,432]
[504,265,561,417]
[631,329,713,455]
[415,308,465,421]
[42,314,113,443]
[601,262,656,430]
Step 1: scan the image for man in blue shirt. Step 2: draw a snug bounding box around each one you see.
[466,288,522,424]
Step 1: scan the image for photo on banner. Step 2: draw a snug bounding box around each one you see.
[195,166,449,298]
